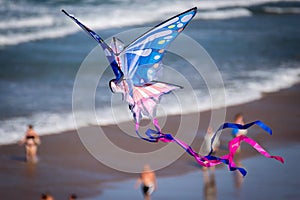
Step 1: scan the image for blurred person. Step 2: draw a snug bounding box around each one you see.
[231,113,247,138]
[19,124,40,163]
[233,152,244,190]
[135,164,157,200]
[69,194,77,200]
[201,127,218,200]
[202,167,217,200]
[231,113,247,153]
[200,127,220,172]
[200,127,220,156]
[204,127,220,155]
[40,193,54,200]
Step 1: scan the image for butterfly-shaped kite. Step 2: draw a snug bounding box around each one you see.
[62,8,284,176]
[62,8,197,139]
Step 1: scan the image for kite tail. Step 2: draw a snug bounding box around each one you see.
[228,135,284,165]
[134,123,158,142]
[144,128,247,176]
[133,117,162,142]
[152,118,161,132]
[135,120,283,176]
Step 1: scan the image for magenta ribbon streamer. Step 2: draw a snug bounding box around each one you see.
[227,135,284,169]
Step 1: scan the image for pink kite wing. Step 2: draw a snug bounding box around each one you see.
[131,81,182,124]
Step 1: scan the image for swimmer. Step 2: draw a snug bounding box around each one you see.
[135,164,157,200]
[19,125,40,163]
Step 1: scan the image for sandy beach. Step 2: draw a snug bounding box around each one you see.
[0,83,299,199]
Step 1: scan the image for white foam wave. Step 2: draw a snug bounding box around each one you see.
[196,8,252,20]
[0,112,75,145]
[0,26,76,46]
[263,6,300,14]
[1,0,299,46]
[198,0,300,10]
[0,16,54,29]
[247,67,300,93]
[1,66,299,146]
[224,67,300,107]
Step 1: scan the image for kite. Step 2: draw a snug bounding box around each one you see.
[62,7,196,137]
[62,7,236,169]
[62,8,284,175]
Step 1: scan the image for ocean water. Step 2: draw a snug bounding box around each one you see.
[1,0,300,145]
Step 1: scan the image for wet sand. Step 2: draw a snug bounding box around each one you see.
[0,83,299,199]
[97,144,300,200]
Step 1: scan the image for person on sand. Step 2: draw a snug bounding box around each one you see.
[232,113,247,137]
[231,113,247,152]
[204,127,220,155]
[69,194,77,200]
[19,124,40,163]
[40,193,54,200]
[201,127,220,171]
[135,164,157,200]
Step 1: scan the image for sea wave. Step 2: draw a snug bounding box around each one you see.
[0,16,54,29]
[1,0,299,46]
[0,27,75,46]
[196,8,252,20]
[263,6,300,14]
[224,67,300,107]
[197,0,300,10]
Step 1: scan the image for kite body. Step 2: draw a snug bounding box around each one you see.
[63,7,197,131]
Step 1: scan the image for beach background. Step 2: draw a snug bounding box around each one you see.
[0,0,300,199]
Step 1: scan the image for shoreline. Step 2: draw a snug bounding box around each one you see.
[0,82,299,199]
[1,80,297,148]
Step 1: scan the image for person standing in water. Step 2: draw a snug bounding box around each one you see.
[19,124,40,163]
[135,164,157,200]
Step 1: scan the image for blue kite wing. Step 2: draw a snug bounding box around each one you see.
[121,7,197,85]
[62,9,123,82]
